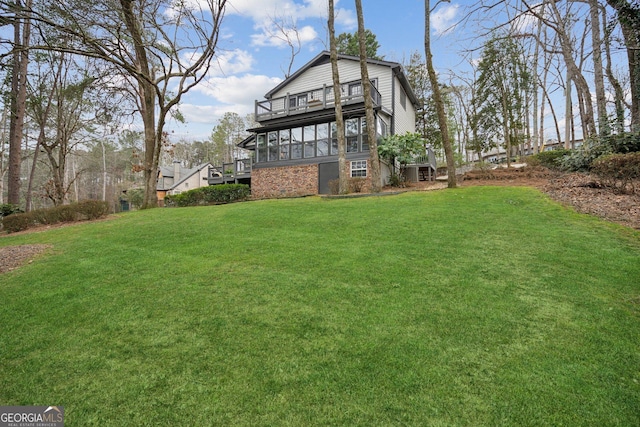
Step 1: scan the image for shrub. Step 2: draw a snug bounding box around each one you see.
[388,173,408,188]
[559,132,640,172]
[165,184,250,207]
[77,200,110,220]
[348,177,366,193]
[2,212,34,233]
[591,152,640,194]
[0,204,23,218]
[533,149,571,170]
[328,179,340,195]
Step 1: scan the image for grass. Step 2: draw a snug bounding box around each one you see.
[1,186,639,426]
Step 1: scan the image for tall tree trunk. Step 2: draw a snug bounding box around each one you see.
[355,0,380,192]
[606,0,640,131]
[425,0,456,187]
[328,0,347,194]
[7,0,31,206]
[120,0,158,208]
[589,0,609,135]
[565,70,572,148]
[546,0,597,138]
[602,5,626,133]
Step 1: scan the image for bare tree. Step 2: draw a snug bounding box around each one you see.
[426,0,456,187]
[6,0,31,205]
[606,0,640,130]
[4,0,228,208]
[263,14,303,78]
[589,0,609,135]
[355,0,380,192]
[328,0,348,194]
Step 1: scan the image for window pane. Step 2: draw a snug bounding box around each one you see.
[349,83,362,96]
[257,134,266,148]
[279,129,290,145]
[346,118,358,136]
[304,141,315,158]
[279,145,289,160]
[347,136,358,153]
[291,143,303,159]
[292,127,302,143]
[268,146,278,161]
[268,132,278,147]
[317,123,328,140]
[331,138,338,155]
[362,134,369,151]
[317,139,329,156]
[304,125,315,141]
[258,148,267,162]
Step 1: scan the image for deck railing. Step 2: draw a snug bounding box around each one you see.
[255,79,381,121]
[208,158,252,185]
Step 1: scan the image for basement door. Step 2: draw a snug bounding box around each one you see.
[318,161,339,194]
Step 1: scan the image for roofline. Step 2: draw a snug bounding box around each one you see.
[264,51,419,107]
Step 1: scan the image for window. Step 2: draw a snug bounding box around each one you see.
[268,132,278,161]
[400,91,407,110]
[289,94,308,109]
[279,129,290,160]
[349,82,362,96]
[330,122,339,155]
[291,127,303,159]
[361,118,369,151]
[351,160,367,177]
[317,123,329,157]
[346,118,359,153]
[304,125,316,158]
[257,134,267,162]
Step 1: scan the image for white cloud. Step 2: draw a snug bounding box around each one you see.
[209,49,255,76]
[226,0,355,44]
[251,24,318,48]
[197,73,283,106]
[431,4,459,36]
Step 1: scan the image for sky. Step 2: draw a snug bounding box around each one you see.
[168,0,466,141]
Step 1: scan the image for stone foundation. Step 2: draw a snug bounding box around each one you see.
[252,164,319,199]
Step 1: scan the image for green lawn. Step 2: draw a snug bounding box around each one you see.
[1,186,639,426]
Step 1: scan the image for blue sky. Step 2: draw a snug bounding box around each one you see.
[169,0,465,141]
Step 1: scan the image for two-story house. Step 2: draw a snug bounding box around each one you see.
[220,51,434,198]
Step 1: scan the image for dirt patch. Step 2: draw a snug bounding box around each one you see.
[0,244,52,274]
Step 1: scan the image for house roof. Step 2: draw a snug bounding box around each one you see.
[264,51,420,108]
[156,162,212,191]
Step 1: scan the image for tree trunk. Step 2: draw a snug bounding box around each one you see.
[7,0,31,206]
[355,0,380,192]
[602,5,627,133]
[606,0,640,130]
[589,0,609,135]
[548,0,597,138]
[425,0,456,188]
[328,0,348,194]
[120,0,158,208]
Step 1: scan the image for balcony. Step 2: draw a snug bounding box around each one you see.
[208,158,252,185]
[255,80,381,122]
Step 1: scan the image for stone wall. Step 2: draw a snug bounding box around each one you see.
[252,164,319,199]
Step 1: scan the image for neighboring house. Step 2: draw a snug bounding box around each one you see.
[157,161,212,206]
[229,51,435,198]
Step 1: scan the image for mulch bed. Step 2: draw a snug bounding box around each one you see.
[0,244,52,274]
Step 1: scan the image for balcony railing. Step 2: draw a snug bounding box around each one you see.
[255,80,381,122]
[208,158,252,185]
